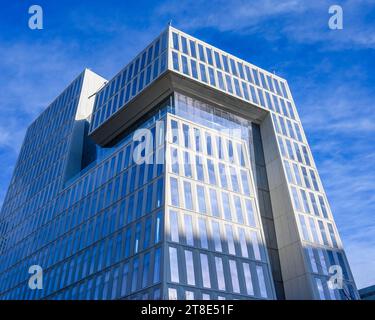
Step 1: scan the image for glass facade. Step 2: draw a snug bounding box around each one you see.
[0,26,359,300]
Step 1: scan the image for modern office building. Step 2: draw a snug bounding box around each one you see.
[0,26,359,300]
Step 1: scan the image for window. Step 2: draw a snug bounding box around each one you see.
[233,195,244,224]
[172,52,179,72]
[172,33,179,50]
[184,214,194,246]
[285,139,295,160]
[309,192,320,216]
[294,142,303,163]
[243,263,254,296]
[195,155,204,181]
[200,254,211,288]
[308,217,320,244]
[218,163,228,189]
[300,189,310,214]
[229,166,240,192]
[198,44,206,62]
[134,223,141,254]
[318,195,328,218]
[226,75,233,93]
[298,215,310,242]
[310,170,320,191]
[318,249,328,275]
[214,51,222,69]
[199,63,207,83]
[307,247,318,273]
[155,211,162,243]
[256,265,268,298]
[250,231,261,261]
[155,178,164,208]
[153,248,161,283]
[145,184,153,214]
[205,133,213,155]
[121,263,129,297]
[183,152,192,178]
[211,221,222,252]
[217,71,225,90]
[240,170,251,195]
[229,260,240,293]
[169,177,179,207]
[293,163,302,186]
[189,40,196,57]
[219,54,228,72]
[209,188,220,218]
[185,291,194,300]
[221,192,231,221]
[183,181,193,210]
[185,250,195,285]
[302,146,311,166]
[284,160,294,184]
[169,210,179,242]
[215,257,226,290]
[206,48,213,65]
[136,189,144,218]
[131,258,139,292]
[171,119,179,144]
[238,227,248,258]
[169,247,179,283]
[144,218,152,249]
[242,82,250,100]
[315,278,326,300]
[225,224,236,255]
[168,288,178,300]
[244,199,256,227]
[190,59,198,79]
[295,123,303,142]
[301,167,311,189]
[291,186,302,211]
[198,218,208,249]
[197,185,207,213]
[327,223,338,248]
[207,159,217,185]
[208,67,216,86]
[182,124,190,148]
[181,55,189,75]
[142,253,150,288]
[318,220,329,246]
[181,36,188,54]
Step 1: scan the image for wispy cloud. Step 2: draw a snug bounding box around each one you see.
[156,0,375,49]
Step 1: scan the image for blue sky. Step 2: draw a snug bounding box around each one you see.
[0,0,374,289]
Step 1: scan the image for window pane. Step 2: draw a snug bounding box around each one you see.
[200,253,211,288]
[197,185,207,213]
[198,218,208,249]
[243,263,254,295]
[212,221,222,252]
[169,247,179,283]
[170,177,179,207]
[256,265,268,298]
[183,180,193,210]
[215,257,226,290]
[185,250,196,285]
[184,214,194,246]
[169,210,179,242]
[229,260,240,293]
[225,224,236,255]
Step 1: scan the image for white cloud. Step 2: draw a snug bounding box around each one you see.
[156,0,375,49]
